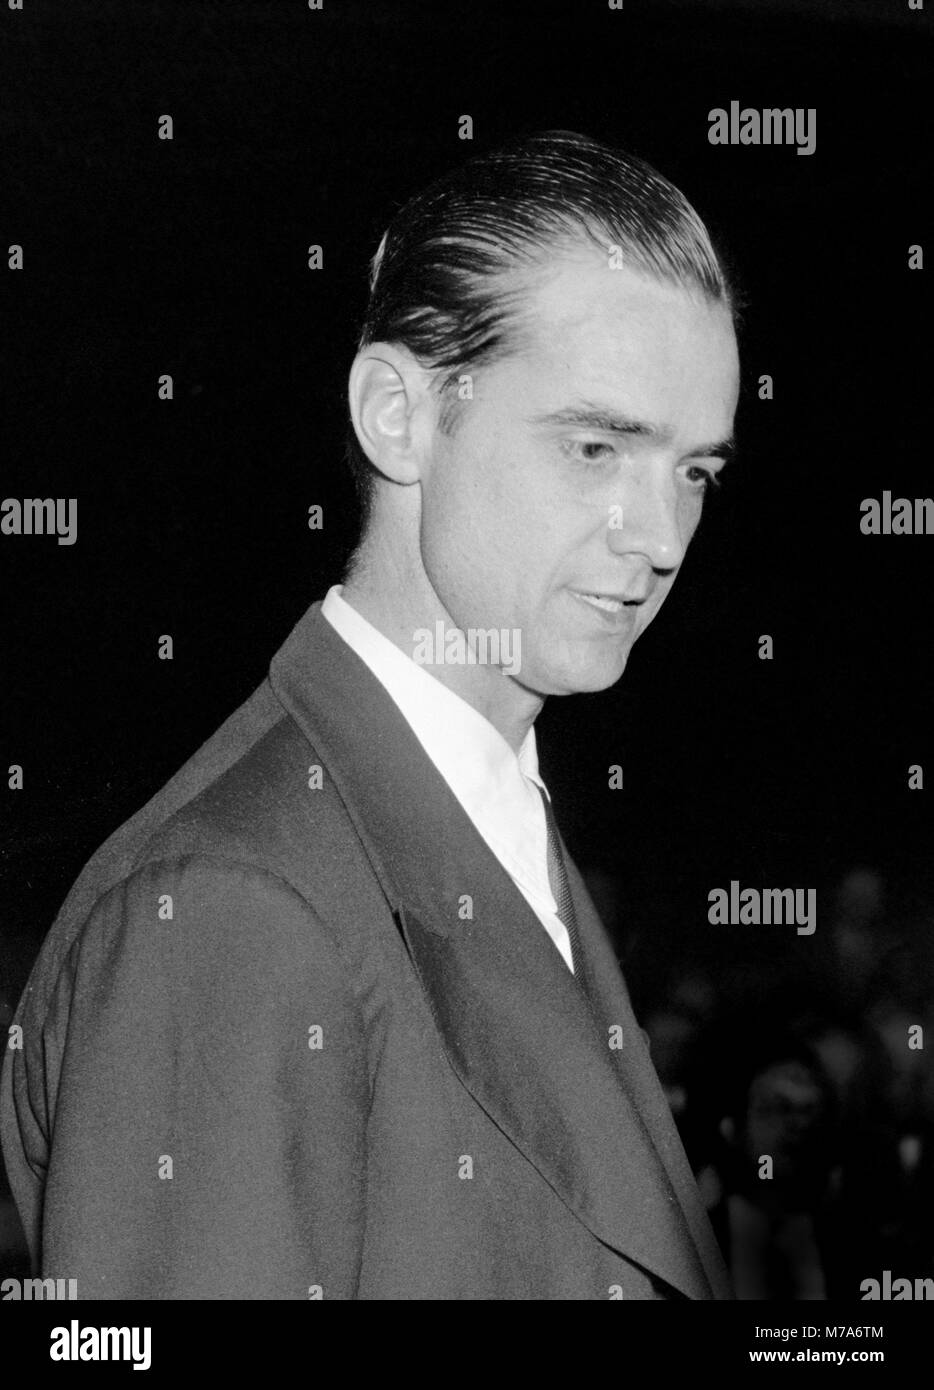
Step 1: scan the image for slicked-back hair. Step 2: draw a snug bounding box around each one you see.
[346,129,736,534]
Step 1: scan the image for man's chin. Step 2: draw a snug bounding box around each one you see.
[520,647,633,697]
[565,656,631,695]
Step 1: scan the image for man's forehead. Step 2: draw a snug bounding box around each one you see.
[497,253,739,433]
[515,248,718,335]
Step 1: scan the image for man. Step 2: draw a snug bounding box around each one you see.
[1,131,740,1299]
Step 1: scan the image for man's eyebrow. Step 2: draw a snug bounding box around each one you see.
[529,403,736,461]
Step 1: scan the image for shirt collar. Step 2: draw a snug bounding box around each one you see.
[320,584,553,902]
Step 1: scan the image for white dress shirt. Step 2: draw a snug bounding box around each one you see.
[320,585,575,972]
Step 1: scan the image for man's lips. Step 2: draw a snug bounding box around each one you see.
[568,587,647,612]
[567,588,646,623]
[576,593,624,613]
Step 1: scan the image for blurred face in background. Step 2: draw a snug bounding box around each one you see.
[742,1061,826,1180]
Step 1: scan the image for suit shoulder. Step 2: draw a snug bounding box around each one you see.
[17,852,362,1046]
[136,710,343,880]
[13,688,369,1041]
[1,852,370,1236]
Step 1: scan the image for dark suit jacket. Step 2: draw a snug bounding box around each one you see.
[1,600,733,1300]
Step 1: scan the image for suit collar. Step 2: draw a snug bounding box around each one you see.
[564,852,734,1299]
[269,600,729,1299]
[319,584,557,915]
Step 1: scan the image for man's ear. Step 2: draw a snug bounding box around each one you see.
[348,343,433,485]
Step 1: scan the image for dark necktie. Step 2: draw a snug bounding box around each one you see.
[536,784,587,984]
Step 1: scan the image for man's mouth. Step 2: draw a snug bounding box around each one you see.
[571,590,627,613]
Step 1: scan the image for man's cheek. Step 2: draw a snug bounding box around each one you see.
[639,592,667,632]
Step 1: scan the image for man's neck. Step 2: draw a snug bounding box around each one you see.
[339,569,543,756]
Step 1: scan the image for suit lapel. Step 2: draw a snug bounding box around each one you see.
[269,601,721,1299]
[563,851,734,1299]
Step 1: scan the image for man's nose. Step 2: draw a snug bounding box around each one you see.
[605,471,687,571]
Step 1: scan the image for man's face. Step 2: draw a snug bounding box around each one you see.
[417,250,740,697]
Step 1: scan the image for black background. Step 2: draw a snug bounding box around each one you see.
[1,1,931,1060]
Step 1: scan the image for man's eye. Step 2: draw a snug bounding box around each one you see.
[564,439,616,465]
[683,463,722,491]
